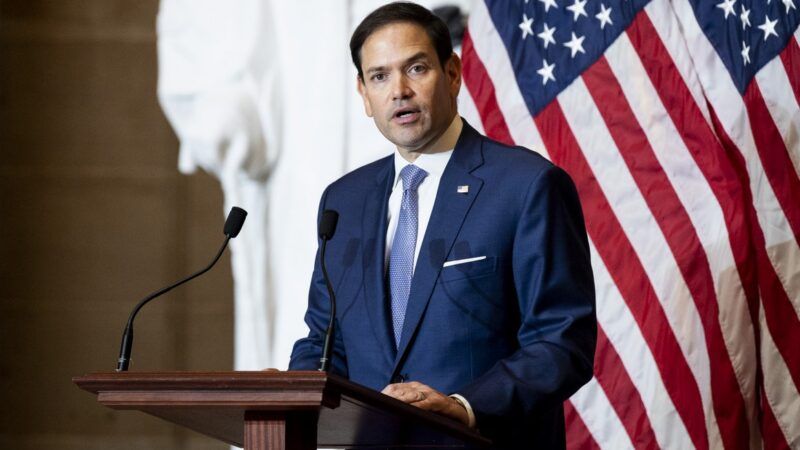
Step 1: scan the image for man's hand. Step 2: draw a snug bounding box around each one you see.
[382,381,470,426]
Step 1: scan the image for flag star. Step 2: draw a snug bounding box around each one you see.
[741,41,751,65]
[758,15,779,41]
[563,32,586,57]
[537,59,556,85]
[519,13,534,39]
[740,6,751,29]
[782,0,797,13]
[566,0,588,21]
[539,0,558,12]
[538,23,557,48]
[716,0,737,19]
[595,4,613,29]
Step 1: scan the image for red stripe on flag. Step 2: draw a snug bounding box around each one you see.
[779,37,800,109]
[582,55,750,449]
[625,11,760,341]
[708,103,800,396]
[461,30,514,146]
[534,100,709,450]
[625,15,773,444]
[565,401,602,450]
[760,386,792,450]
[743,82,800,245]
[594,325,659,449]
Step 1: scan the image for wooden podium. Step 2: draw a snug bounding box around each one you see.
[73,371,491,449]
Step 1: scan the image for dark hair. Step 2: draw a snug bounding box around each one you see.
[350,2,453,81]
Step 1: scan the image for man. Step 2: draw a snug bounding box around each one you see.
[289,3,596,448]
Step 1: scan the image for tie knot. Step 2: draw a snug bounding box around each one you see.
[399,164,428,192]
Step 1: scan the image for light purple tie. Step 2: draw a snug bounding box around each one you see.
[389,164,428,347]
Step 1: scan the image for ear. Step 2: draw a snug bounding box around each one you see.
[356,76,374,118]
[445,53,462,98]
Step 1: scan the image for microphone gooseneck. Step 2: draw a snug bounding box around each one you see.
[318,210,339,372]
[115,206,247,371]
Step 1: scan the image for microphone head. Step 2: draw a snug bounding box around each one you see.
[319,210,339,240]
[224,207,247,238]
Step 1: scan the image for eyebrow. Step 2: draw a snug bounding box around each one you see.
[365,51,431,74]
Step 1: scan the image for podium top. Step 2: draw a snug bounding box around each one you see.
[74,370,491,448]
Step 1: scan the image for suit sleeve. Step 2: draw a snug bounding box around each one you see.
[288,187,349,376]
[457,165,596,427]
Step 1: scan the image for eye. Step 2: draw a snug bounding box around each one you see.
[409,64,427,74]
[370,73,387,82]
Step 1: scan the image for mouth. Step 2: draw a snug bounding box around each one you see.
[392,107,421,124]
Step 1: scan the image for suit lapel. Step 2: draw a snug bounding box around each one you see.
[392,123,485,374]
[362,156,396,367]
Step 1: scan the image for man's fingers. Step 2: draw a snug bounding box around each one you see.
[382,382,433,404]
[380,381,469,426]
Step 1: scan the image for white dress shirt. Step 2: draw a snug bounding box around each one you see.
[384,149,454,272]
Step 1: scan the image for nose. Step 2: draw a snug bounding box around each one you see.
[391,74,413,101]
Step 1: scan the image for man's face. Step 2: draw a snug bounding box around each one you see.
[356,22,461,154]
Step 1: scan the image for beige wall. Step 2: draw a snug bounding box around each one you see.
[1,1,233,449]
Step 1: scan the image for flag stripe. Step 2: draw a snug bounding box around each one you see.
[558,77,715,427]
[565,400,603,450]
[760,385,792,450]
[625,16,766,447]
[570,378,635,449]
[591,239,693,449]
[583,54,748,449]
[535,99,709,450]
[707,104,800,444]
[755,57,800,186]
[630,5,762,334]
[456,74,485,137]
[593,325,660,449]
[742,82,800,247]
[760,303,800,448]
[779,37,800,113]
[670,0,800,317]
[461,30,514,146]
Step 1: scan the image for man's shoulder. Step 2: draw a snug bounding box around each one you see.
[471,129,555,178]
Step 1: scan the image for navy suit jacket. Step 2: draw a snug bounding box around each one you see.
[289,121,596,449]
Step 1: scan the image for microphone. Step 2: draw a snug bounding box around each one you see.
[224,206,247,237]
[115,206,248,371]
[318,210,339,372]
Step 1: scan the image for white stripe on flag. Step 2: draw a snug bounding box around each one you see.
[569,378,635,450]
[557,78,716,436]
[754,59,800,198]
[590,240,691,449]
[457,84,485,136]
[644,0,714,128]
[604,31,757,410]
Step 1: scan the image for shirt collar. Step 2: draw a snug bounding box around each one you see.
[392,149,454,189]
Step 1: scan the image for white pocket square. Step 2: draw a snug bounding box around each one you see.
[442,255,487,268]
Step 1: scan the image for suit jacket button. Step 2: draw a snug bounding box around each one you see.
[391,374,405,383]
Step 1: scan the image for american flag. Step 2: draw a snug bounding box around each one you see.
[459,0,800,448]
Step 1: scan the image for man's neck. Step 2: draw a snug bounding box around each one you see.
[397,115,463,163]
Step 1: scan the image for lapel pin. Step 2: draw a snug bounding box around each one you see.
[457,185,469,194]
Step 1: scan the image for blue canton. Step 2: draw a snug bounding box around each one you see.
[484,0,651,116]
[688,0,800,93]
